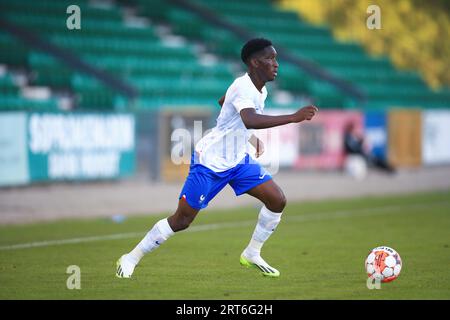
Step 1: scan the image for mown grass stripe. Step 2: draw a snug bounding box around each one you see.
[0,200,447,251]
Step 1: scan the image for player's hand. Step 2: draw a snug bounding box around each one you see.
[255,139,264,158]
[249,134,264,158]
[292,105,318,123]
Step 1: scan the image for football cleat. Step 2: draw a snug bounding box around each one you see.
[240,253,280,277]
[115,254,136,278]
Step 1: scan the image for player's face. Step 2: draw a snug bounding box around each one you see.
[256,46,279,82]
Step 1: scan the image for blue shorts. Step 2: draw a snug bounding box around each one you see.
[179,152,272,210]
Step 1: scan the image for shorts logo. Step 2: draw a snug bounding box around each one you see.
[199,194,205,203]
[259,172,267,179]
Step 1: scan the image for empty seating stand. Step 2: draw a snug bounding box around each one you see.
[0,0,236,111]
[191,0,449,109]
[1,0,447,112]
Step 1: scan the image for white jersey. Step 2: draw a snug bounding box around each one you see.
[195,73,267,172]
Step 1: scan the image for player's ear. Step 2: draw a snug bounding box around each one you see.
[249,56,259,68]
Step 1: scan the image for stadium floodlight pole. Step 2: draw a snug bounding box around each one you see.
[0,17,138,105]
[168,0,367,107]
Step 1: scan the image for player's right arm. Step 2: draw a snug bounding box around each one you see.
[239,106,318,130]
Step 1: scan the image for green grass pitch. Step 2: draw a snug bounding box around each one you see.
[0,190,449,299]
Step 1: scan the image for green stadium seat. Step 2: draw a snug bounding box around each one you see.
[0,74,19,95]
[0,94,59,111]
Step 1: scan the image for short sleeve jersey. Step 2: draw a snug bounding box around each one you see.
[194,73,267,172]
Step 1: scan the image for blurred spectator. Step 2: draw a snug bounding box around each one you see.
[343,122,396,179]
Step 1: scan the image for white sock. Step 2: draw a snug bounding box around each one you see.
[127,218,174,265]
[244,206,282,258]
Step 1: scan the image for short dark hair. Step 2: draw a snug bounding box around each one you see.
[241,38,273,65]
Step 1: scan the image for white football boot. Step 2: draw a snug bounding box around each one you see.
[116,254,136,278]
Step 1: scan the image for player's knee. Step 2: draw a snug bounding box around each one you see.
[282,192,287,208]
[277,192,287,212]
[268,191,287,213]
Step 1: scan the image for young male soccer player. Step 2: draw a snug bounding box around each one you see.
[116,38,318,278]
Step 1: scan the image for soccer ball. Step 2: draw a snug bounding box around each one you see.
[365,246,402,283]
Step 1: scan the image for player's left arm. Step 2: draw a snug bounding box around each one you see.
[249,134,264,158]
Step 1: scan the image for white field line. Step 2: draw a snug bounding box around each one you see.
[0,200,448,251]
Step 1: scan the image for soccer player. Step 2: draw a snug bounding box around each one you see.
[116,38,318,278]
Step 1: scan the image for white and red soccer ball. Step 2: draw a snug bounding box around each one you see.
[365,246,402,283]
